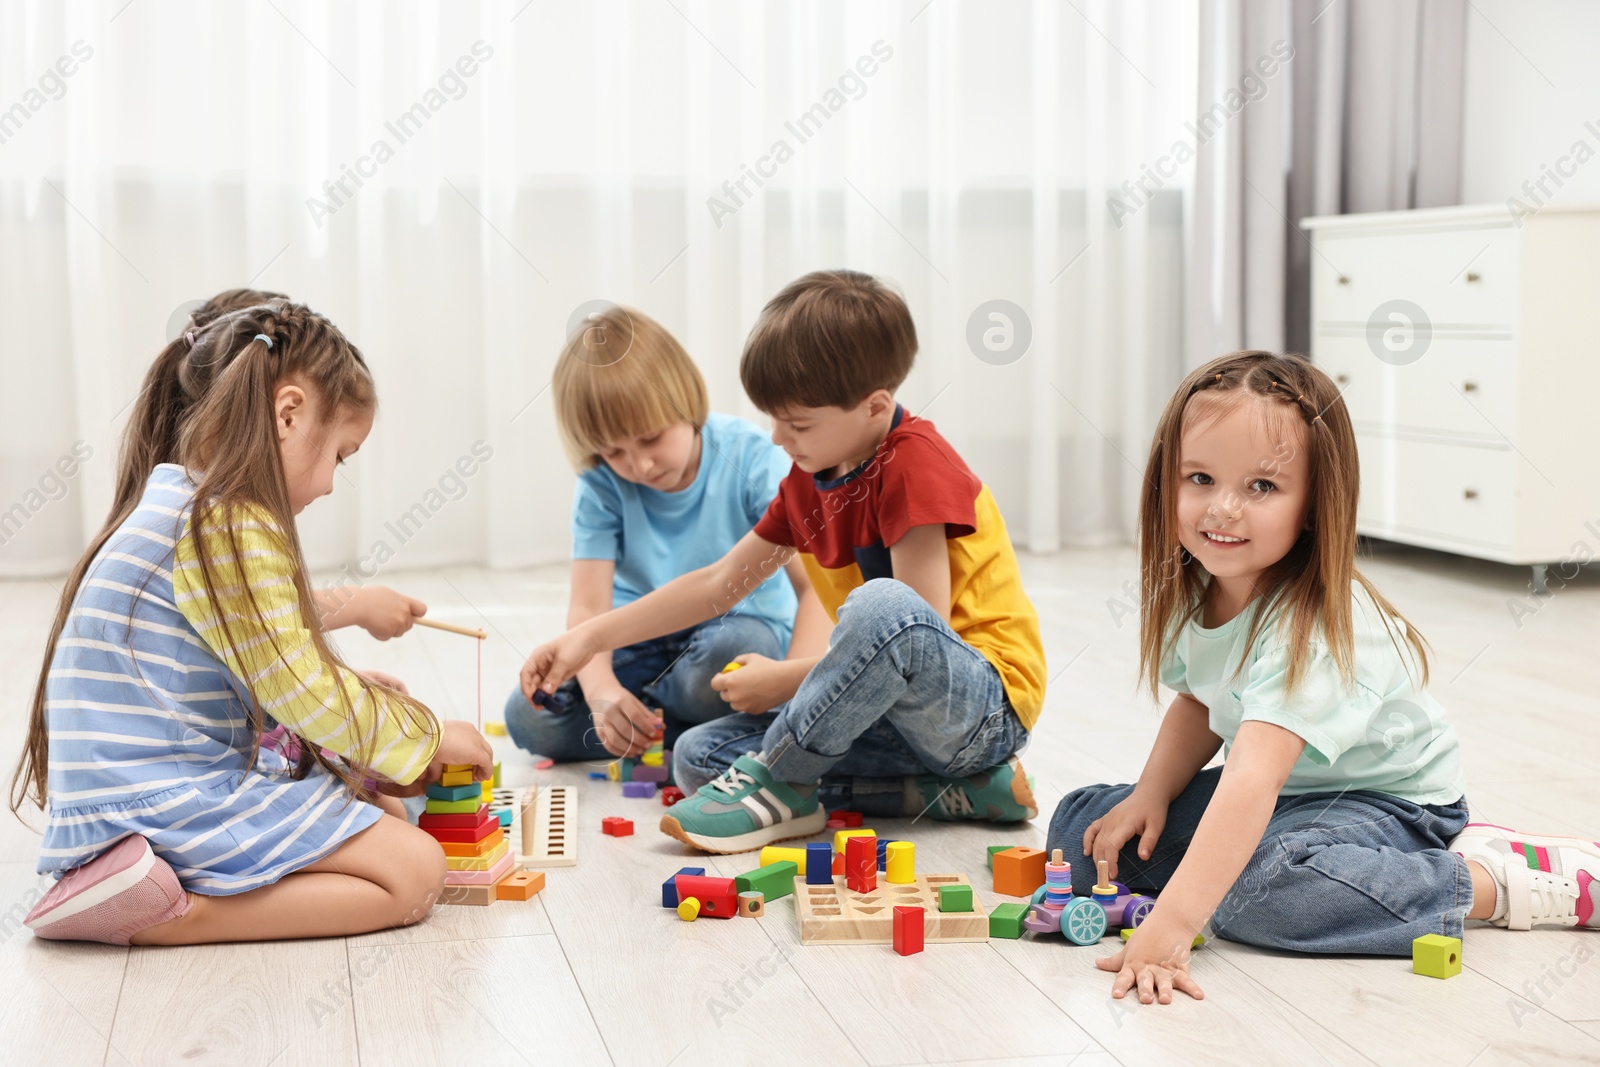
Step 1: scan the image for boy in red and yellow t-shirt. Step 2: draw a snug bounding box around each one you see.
[522,271,1046,852]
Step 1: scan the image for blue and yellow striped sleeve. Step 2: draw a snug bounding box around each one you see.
[171,506,440,784]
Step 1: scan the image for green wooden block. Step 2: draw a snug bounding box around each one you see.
[1412,934,1461,979]
[938,883,973,913]
[735,861,798,902]
[986,845,1011,870]
[424,797,483,815]
[988,901,1028,938]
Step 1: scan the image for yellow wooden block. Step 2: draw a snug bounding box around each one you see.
[446,840,510,871]
[444,764,473,773]
[481,780,493,801]
[678,896,701,920]
[484,721,508,736]
[440,769,474,787]
[492,760,502,788]
[833,827,875,853]
[760,845,808,874]
[607,762,622,781]
[641,753,663,767]
[885,840,914,883]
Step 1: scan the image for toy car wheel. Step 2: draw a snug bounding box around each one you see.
[1059,897,1109,945]
[1124,896,1156,928]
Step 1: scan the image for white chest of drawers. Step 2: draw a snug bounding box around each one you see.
[1301,204,1600,592]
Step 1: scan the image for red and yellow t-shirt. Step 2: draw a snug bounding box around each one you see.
[752,407,1046,729]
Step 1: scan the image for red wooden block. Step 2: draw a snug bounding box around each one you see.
[845,834,877,894]
[893,905,924,955]
[602,816,634,837]
[826,819,846,830]
[842,811,864,828]
[832,854,844,876]
[419,809,494,831]
[424,816,498,844]
[660,786,685,806]
[674,874,737,919]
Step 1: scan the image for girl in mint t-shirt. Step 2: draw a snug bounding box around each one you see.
[1049,350,1599,1006]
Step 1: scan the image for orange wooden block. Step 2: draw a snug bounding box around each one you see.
[496,870,545,901]
[992,846,1047,896]
[439,828,505,858]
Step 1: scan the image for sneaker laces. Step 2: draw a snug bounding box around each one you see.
[936,784,975,817]
[709,766,757,798]
[1506,862,1579,930]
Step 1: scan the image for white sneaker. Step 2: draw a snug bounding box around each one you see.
[1450,822,1598,931]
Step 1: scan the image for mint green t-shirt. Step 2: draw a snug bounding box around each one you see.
[1160,581,1466,806]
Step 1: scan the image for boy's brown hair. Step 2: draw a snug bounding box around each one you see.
[553,305,709,470]
[740,270,917,412]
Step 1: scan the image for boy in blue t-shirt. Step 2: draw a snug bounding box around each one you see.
[503,306,825,760]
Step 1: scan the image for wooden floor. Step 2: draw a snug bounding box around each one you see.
[2,543,1597,1066]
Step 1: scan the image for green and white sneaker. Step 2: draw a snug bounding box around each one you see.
[912,755,1038,822]
[660,754,827,854]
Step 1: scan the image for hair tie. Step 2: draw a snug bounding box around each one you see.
[184,330,196,347]
[254,333,274,350]
[1296,394,1304,402]
[1214,373,1222,381]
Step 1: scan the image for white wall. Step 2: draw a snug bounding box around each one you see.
[1459,0,1600,206]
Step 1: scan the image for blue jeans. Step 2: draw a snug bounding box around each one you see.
[673,579,1029,817]
[1047,768,1473,955]
[503,614,783,760]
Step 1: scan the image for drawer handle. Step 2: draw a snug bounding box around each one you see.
[1336,275,1350,286]
[1465,272,1482,283]
[1462,380,1478,392]
[1336,373,1351,385]
[1463,488,1479,500]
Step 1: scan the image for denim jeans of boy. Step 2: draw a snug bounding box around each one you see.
[1048,767,1473,955]
[673,579,1029,817]
[502,613,782,760]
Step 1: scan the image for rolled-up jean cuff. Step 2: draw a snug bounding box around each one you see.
[762,729,842,784]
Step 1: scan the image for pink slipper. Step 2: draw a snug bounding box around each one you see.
[26,836,190,945]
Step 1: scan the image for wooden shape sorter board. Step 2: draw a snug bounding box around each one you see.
[794,874,989,945]
[489,785,577,868]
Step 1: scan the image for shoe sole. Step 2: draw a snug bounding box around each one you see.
[659,808,829,855]
[26,837,157,930]
[1459,822,1600,864]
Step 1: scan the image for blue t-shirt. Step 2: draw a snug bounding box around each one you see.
[1160,580,1466,806]
[572,412,797,651]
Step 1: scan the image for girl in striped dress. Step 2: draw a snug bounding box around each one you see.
[12,300,492,945]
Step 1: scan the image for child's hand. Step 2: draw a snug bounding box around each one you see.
[587,690,664,758]
[423,719,494,784]
[355,668,409,694]
[330,586,426,639]
[1095,915,1205,1005]
[709,654,796,714]
[521,629,600,706]
[1083,787,1169,882]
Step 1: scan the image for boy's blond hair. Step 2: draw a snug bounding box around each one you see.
[552,306,709,470]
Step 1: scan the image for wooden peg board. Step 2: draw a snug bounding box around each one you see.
[489,785,577,868]
[793,874,988,945]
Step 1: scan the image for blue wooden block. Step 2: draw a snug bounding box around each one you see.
[661,865,706,908]
[622,781,655,798]
[496,807,514,828]
[805,842,833,885]
[588,771,608,779]
[876,838,900,872]
[426,782,481,802]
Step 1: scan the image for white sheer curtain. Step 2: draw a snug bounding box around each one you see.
[0,0,1195,579]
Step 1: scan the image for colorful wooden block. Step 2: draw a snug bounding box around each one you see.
[760,845,808,874]
[496,807,514,829]
[640,752,664,767]
[987,845,1012,870]
[492,760,502,788]
[423,816,497,843]
[426,781,483,802]
[885,841,914,884]
[893,905,924,955]
[989,901,1029,939]
[734,861,798,902]
[660,786,685,806]
[496,870,545,901]
[419,809,495,830]
[438,882,495,906]
[845,835,877,894]
[481,780,493,801]
[805,843,833,885]
[444,853,516,885]
[630,764,668,783]
[440,769,475,787]
[621,781,656,798]
[443,763,473,773]
[938,883,974,913]
[675,874,737,918]
[446,840,510,871]
[677,897,701,920]
[424,797,484,816]
[601,816,634,837]
[438,828,506,857]
[796,875,989,945]
[992,846,1047,897]
[662,866,706,908]
[833,827,875,853]
[1413,934,1462,979]
[738,891,765,917]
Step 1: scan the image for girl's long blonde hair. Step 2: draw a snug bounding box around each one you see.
[1137,350,1429,701]
[11,300,436,813]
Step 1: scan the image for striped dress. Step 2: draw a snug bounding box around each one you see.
[38,464,440,895]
